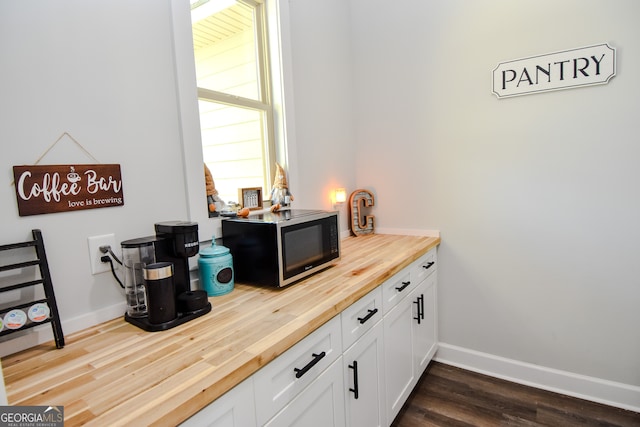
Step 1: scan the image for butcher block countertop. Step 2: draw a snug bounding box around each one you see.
[2,233,440,426]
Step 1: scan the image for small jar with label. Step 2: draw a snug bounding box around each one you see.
[198,238,234,296]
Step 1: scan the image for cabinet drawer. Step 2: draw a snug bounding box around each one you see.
[411,247,437,285]
[264,357,345,427]
[253,315,342,426]
[381,269,414,315]
[341,286,383,351]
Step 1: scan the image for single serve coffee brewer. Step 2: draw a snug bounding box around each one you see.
[120,221,211,331]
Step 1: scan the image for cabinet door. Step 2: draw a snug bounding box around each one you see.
[412,274,437,376]
[343,320,386,427]
[383,294,415,422]
[265,357,345,427]
[180,377,256,427]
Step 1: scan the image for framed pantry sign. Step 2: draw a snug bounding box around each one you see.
[13,164,124,216]
[492,43,616,98]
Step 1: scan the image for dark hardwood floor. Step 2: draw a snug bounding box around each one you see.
[391,362,640,427]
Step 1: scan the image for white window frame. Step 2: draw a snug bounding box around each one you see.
[171,0,297,240]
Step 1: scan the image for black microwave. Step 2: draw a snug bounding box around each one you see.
[221,209,340,287]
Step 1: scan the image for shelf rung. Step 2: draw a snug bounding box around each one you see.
[0,240,36,252]
[0,298,48,313]
[0,279,45,293]
[0,259,40,272]
[0,318,53,337]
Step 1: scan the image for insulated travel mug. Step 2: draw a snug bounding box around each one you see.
[143,262,177,325]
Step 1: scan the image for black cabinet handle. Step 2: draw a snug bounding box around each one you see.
[395,281,411,292]
[357,308,378,324]
[422,261,435,270]
[294,351,326,378]
[348,360,359,399]
[413,295,424,324]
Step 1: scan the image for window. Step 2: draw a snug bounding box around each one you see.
[191,0,275,208]
[171,0,294,239]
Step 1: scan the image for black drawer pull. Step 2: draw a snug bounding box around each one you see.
[294,351,326,378]
[348,360,359,399]
[422,261,435,270]
[357,308,378,324]
[395,281,411,292]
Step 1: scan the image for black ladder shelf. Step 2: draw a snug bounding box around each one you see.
[0,229,64,349]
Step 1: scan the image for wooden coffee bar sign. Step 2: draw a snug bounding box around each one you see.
[13,164,124,216]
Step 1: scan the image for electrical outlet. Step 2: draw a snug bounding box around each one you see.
[88,234,117,275]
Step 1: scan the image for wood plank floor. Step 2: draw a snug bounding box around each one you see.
[391,362,640,427]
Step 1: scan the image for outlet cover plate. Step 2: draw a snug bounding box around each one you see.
[88,234,117,275]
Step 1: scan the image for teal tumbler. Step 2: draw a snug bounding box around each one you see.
[198,238,234,296]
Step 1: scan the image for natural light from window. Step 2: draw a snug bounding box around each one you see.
[191,0,274,210]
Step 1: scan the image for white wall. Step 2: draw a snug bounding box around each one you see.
[349,0,640,408]
[287,0,357,229]
[0,0,192,353]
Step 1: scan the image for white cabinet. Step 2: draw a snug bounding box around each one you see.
[411,247,437,287]
[381,269,414,315]
[254,315,343,426]
[383,248,438,423]
[186,246,437,427]
[341,286,386,427]
[341,286,383,350]
[343,319,386,427]
[180,377,256,427]
[383,287,416,421]
[412,273,437,375]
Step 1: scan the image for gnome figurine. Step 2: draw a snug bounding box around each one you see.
[204,163,227,216]
[270,163,294,212]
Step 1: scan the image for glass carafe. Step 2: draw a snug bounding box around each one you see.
[121,237,156,318]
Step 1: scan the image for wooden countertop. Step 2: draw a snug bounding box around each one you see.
[2,234,440,426]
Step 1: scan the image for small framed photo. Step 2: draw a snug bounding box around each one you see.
[239,187,263,210]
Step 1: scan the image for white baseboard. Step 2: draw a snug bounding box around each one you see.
[0,302,125,358]
[435,343,640,413]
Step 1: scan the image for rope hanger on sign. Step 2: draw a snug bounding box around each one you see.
[32,131,101,165]
[9,131,101,186]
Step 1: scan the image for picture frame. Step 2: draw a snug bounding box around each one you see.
[239,187,263,210]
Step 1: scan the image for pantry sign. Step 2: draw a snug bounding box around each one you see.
[492,43,616,98]
[13,164,124,216]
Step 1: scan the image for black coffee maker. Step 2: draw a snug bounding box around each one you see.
[121,221,211,332]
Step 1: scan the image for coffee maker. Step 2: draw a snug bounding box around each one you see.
[121,221,211,331]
